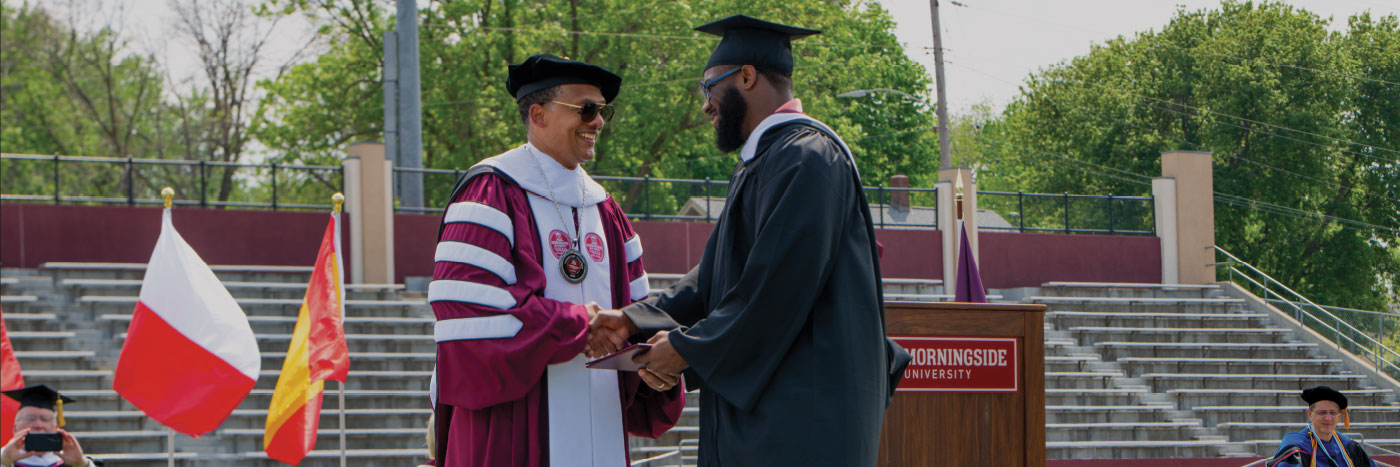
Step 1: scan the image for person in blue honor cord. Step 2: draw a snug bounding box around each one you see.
[1269,386,1377,467]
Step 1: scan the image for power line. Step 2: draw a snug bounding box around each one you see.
[953,61,1399,210]
[417,24,900,50]
[956,0,1400,88]
[946,54,1400,164]
[1046,77,1400,162]
[981,135,1399,236]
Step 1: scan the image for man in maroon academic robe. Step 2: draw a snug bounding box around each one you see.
[428,54,683,467]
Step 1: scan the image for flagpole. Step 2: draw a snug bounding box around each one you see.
[333,193,348,467]
[339,381,348,467]
[164,188,176,467]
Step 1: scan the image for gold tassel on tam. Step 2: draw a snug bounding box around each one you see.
[56,397,65,428]
[1343,408,1350,429]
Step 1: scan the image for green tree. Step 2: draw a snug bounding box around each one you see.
[252,0,940,213]
[982,1,1399,311]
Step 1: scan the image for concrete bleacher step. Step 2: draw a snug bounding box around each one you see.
[1046,388,1152,406]
[1045,439,1226,459]
[40,262,315,283]
[1045,371,1129,390]
[0,294,38,304]
[116,332,438,354]
[1094,341,1320,360]
[59,278,405,300]
[100,313,434,335]
[1041,282,1221,298]
[1216,421,1400,444]
[1115,357,1343,376]
[1069,326,1294,345]
[1139,373,1371,392]
[1048,311,1273,329]
[1045,420,1205,442]
[1046,404,1177,424]
[1193,405,1400,425]
[1167,388,1398,410]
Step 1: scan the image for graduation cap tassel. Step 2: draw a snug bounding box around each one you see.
[56,397,65,428]
[1344,409,1350,429]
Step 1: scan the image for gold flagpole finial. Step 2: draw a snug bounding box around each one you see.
[332,193,345,213]
[161,187,175,208]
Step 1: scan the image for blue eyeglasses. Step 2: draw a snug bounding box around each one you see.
[700,67,741,99]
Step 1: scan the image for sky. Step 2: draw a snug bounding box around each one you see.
[41,0,1400,114]
[876,0,1399,113]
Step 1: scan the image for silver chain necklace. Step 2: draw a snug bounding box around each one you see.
[527,145,589,284]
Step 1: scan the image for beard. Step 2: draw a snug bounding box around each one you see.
[714,87,748,153]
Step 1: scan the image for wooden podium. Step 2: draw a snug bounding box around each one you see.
[878,302,1047,467]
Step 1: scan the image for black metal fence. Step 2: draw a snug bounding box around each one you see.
[1,154,344,211]
[977,191,1155,235]
[1,154,1155,236]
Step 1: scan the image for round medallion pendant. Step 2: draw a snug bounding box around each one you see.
[560,249,588,284]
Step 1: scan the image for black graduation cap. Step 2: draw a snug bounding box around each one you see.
[695,15,821,75]
[506,54,622,103]
[2,384,74,426]
[1301,385,1348,410]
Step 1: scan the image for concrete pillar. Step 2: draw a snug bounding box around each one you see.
[345,142,396,284]
[1152,177,1180,284]
[938,167,977,291]
[937,180,954,291]
[1160,151,1215,285]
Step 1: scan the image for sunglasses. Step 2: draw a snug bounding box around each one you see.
[549,101,615,122]
[699,67,741,100]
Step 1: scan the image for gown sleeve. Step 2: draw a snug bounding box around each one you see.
[431,173,590,410]
[667,129,856,413]
[621,266,707,338]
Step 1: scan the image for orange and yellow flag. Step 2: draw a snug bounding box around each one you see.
[264,210,350,465]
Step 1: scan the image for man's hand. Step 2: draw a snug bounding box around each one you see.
[57,429,85,466]
[634,331,688,391]
[2,428,29,465]
[585,307,636,359]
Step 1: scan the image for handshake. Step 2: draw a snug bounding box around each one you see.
[582,303,686,391]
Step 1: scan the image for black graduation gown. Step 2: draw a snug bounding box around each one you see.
[622,121,899,466]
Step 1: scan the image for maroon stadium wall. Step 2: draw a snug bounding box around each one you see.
[1,203,349,271]
[2,205,1160,287]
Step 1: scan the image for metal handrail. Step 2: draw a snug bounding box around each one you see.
[1214,245,1400,379]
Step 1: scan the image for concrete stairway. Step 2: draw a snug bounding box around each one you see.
[1033,282,1400,459]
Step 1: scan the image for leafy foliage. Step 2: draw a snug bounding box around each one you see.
[982,1,1399,310]
[251,0,939,212]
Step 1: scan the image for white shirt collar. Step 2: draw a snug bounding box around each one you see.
[475,143,608,207]
[737,112,860,178]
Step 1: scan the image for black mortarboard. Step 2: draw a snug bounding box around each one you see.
[1301,386,1348,410]
[695,15,821,75]
[3,384,74,426]
[506,54,621,103]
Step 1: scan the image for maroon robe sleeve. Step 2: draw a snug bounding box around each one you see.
[599,198,685,439]
[432,174,590,410]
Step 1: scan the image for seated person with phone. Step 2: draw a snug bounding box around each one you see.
[2,385,99,467]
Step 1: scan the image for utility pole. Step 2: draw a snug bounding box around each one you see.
[929,0,952,169]
[382,30,398,202]
[396,0,424,208]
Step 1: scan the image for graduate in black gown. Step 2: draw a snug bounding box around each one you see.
[588,14,911,467]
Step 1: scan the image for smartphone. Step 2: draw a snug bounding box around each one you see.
[25,432,62,451]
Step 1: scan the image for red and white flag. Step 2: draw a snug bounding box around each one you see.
[114,208,260,436]
[1,309,24,443]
